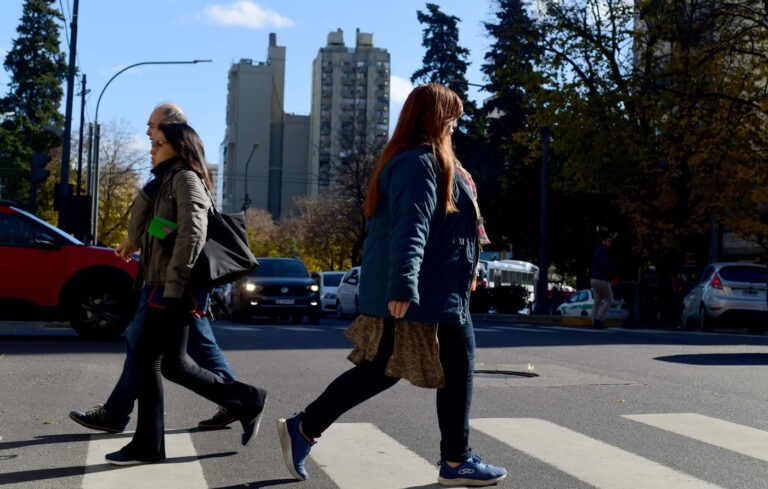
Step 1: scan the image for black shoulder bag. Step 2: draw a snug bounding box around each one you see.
[190,179,258,288]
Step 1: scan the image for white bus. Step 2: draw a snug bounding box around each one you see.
[480,259,539,304]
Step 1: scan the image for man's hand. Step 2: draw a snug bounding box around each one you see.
[388,300,411,319]
[115,239,138,262]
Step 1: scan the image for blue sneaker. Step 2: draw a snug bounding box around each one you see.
[438,454,507,487]
[277,414,316,480]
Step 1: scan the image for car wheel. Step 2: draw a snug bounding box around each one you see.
[336,299,346,319]
[309,312,320,324]
[70,282,134,339]
[292,314,303,324]
[699,306,713,332]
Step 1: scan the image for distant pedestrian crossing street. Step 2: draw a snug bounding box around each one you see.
[67,413,768,489]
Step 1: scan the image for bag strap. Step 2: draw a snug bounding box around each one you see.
[196,174,221,217]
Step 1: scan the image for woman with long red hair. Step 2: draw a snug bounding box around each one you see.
[277,83,506,487]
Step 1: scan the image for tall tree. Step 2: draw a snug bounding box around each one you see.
[476,0,542,259]
[411,3,472,101]
[411,3,487,195]
[0,0,68,208]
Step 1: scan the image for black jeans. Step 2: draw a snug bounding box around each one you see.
[125,288,266,461]
[301,318,475,462]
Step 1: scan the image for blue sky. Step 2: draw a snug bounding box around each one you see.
[1,0,495,170]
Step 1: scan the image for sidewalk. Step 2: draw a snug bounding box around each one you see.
[0,320,75,336]
[472,313,629,328]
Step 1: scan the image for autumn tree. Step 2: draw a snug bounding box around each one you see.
[93,121,145,246]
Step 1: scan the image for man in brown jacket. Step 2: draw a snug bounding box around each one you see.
[69,104,239,433]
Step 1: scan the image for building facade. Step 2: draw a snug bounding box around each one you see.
[310,28,390,191]
[221,33,311,217]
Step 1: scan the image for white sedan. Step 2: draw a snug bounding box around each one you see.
[555,289,629,320]
[336,266,361,319]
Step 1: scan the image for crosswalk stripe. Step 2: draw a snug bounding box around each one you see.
[471,418,723,489]
[82,432,207,489]
[311,423,436,488]
[623,413,768,462]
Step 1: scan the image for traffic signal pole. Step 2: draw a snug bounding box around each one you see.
[58,0,79,231]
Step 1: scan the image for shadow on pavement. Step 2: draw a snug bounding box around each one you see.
[212,479,300,488]
[654,353,768,365]
[4,318,768,354]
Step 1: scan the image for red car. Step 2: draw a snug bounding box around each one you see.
[0,200,139,338]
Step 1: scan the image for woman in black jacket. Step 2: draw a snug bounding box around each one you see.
[105,123,267,465]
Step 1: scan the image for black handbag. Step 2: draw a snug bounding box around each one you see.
[190,180,258,287]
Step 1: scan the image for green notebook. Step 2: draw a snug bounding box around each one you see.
[148,216,178,239]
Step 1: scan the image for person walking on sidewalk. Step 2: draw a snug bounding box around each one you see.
[69,104,240,434]
[277,83,506,487]
[590,233,615,329]
[103,122,266,465]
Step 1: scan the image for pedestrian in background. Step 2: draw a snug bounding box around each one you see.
[277,83,506,487]
[590,233,615,328]
[103,122,266,465]
[70,104,241,436]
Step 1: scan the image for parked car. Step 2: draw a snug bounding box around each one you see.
[555,288,629,321]
[312,271,346,315]
[681,262,767,334]
[336,266,361,319]
[0,200,139,338]
[230,257,321,324]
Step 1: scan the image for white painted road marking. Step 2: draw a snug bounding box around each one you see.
[311,422,437,488]
[82,432,207,489]
[624,413,768,462]
[471,418,724,489]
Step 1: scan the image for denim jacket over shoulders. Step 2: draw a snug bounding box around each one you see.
[358,146,479,325]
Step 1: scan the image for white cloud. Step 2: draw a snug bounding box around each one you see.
[390,75,413,103]
[201,1,294,29]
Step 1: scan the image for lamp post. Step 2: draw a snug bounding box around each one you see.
[88,59,212,244]
[242,142,260,212]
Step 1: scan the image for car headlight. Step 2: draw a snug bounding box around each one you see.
[244,282,257,292]
[309,284,319,292]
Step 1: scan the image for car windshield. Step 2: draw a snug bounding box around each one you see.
[323,273,344,286]
[719,266,766,283]
[252,259,308,278]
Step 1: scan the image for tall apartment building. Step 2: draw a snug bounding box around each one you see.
[221,33,311,217]
[310,28,390,190]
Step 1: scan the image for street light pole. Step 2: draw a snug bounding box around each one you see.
[88,59,212,244]
[242,142,260,212]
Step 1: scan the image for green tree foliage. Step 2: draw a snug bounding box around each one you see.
[475,0,542,261]
[0,0,68,209]
[411,2,487,205]
[411,3,471,100]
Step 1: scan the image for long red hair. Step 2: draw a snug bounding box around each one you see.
[363,83,463,218]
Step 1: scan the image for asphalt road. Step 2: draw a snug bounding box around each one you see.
[2,318,768,488]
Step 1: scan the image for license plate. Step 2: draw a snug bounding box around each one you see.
[742,289,758,296]
[276,299,294,305]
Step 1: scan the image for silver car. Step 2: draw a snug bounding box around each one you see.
[681,262,767,334]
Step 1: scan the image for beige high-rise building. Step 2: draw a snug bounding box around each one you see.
[310,28,390,190]
[221,33,311,217]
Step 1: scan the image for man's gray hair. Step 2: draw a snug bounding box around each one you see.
[154,103,187,124]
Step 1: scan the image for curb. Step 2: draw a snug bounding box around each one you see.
[472,313,626,328]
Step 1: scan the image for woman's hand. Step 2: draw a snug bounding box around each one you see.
[115,239,138,262]
[388,300,411,319]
